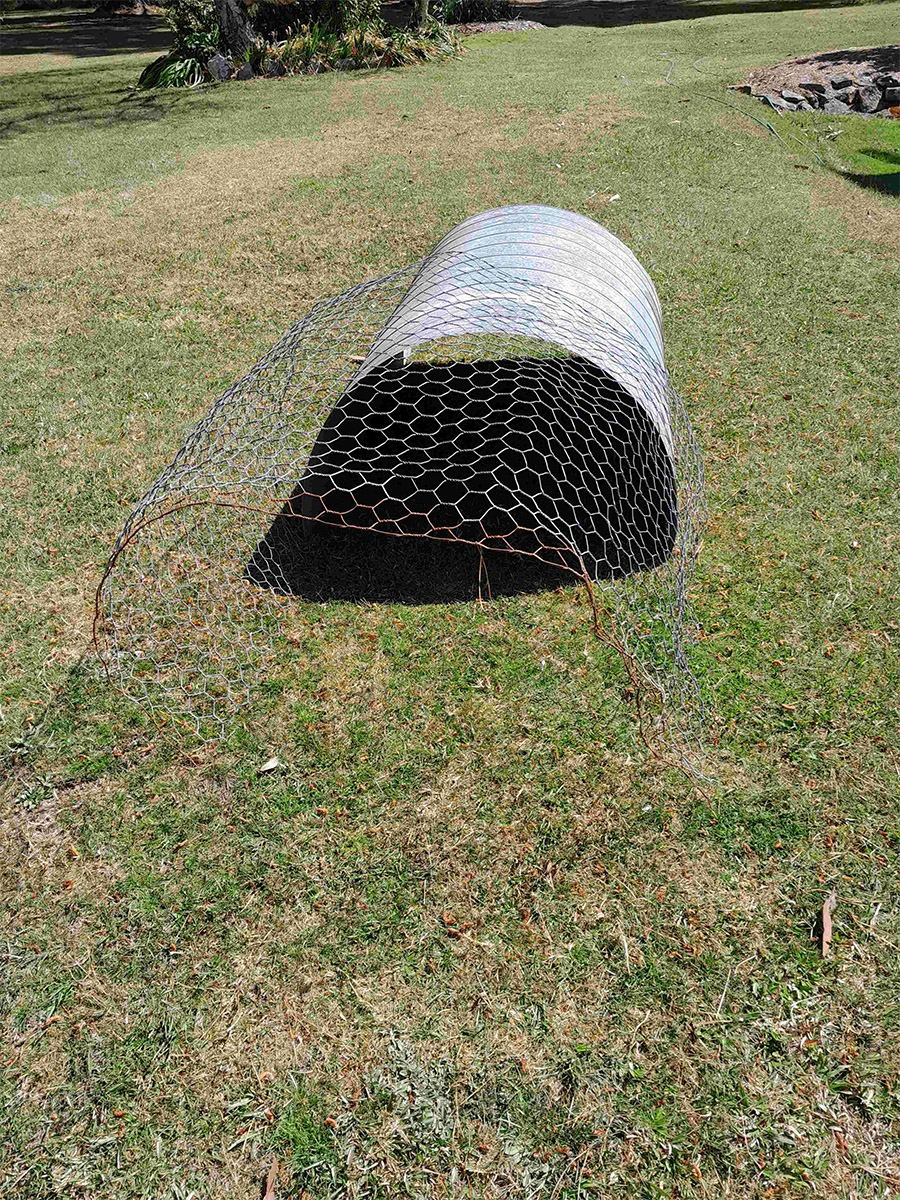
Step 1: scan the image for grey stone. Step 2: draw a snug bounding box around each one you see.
[763,93,790,110]
[876,73,900,88]
[883,86,900,108]
[781,89,806,104]
[823,97,853,115]
[854,83,882,113]
[264,57,287,77]
[830,75,853,90]
[207,52,231,81]
[800,79,827,94]
[236,62,255,80]
[800,90,824,108]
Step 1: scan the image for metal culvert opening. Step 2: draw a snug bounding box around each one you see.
[246,348,676,602]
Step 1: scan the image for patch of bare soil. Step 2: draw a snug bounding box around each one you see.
[744,43,899,94]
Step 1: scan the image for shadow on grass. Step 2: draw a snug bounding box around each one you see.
[794,44,899,72]
[0,10,172,59]
[835,168,900,196]
[834,147,900,198]
[384,0,895,30]
[246,518,574,604]
[0,63,221,141]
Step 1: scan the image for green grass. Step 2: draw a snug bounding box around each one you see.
[1,5,899,1197]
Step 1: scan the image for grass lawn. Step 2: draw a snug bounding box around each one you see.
[1,3,899,1196]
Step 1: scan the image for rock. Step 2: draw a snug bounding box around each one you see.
[207,51,231,81]
[264,57,286,77]
[830,75,853,90]
[799,79,827,94]
[799,90,824,108]
[854,83,882,113]
[882,86,900,108]
[236,62,255,80]
[823,97,853,116]
[876,73,900,88]
[781,89,806,104]
[763,93,790,110]
[305,57,324,73]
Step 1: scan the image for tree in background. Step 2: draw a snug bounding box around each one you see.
[212,0,254,57]
[210,0,381,57]
[139,0,455,87]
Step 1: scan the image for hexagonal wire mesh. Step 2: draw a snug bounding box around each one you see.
[94,207,707,770]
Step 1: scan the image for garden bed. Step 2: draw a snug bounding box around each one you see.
[736,44,900,116]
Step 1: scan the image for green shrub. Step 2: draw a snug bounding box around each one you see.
[318,0,381,33]
[137,0,218,89]
[163,0,219,57]
[269,17,458,73]
[442,0,518,22]
[137,50,209,88]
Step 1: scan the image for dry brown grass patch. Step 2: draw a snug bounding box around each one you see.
[1,92,642,356]
[812,170,900,253]
[0,779,121,909]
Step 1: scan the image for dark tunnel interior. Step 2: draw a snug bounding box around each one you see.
[246,355,677,604]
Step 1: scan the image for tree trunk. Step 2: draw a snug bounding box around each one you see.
[414,0,428,26]
[213,0,255,58]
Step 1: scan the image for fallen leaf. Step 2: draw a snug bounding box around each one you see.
[820,889,837,957]
[258,756,281,775]
[263,1157,278,1200]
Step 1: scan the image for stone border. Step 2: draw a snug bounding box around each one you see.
[733,70,900,118]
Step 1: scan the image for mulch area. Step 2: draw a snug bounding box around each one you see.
[454,18,546,33]
[744,44,899,94]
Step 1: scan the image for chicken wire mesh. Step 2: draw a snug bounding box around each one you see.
[95,207,707,769]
